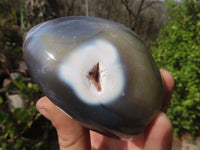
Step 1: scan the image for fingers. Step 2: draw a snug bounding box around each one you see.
[160,69,174,112]
[36,97,91,150]
[90,130,128,150]
[144,112,173,150]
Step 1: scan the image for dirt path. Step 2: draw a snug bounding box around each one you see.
[172,135,200,150]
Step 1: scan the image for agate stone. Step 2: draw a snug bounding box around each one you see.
[23,16,164,140]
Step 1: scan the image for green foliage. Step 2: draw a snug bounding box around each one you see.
[0,79,53,150]
[0,1,56,149]
[0,9,23,52]
[152,0,200,137]
[0,5,23,76]
[11,78,41,99]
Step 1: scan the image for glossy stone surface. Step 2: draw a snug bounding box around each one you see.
[23,16,164,140]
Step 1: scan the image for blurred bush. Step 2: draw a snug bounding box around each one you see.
[0,78,56,150]
[0,10,23,75]
[0,1,58,149]
[152,0,200,138]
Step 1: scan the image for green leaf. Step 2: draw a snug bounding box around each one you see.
[13,108,31,123]
[0,96,3,104]
[0,111,8,123]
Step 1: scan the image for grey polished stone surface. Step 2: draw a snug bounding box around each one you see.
[23,16,164,140]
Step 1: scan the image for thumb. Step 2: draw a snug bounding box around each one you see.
[36,96,91,150]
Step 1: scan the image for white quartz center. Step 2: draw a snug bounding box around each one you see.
[58,39,125,105]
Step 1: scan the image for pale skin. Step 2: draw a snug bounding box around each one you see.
[36,69,174,150]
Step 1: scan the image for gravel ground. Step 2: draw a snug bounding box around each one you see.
[172,135,200,150]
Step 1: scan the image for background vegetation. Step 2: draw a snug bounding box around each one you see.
[0,0,199,149]
[152,0,200,138]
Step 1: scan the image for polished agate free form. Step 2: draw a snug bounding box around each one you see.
[23,16,164,140]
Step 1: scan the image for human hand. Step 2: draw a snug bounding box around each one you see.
[36,69,174,150]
